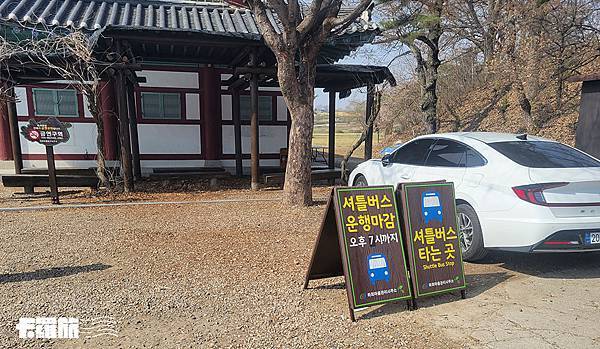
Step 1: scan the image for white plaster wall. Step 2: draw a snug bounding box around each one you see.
[222,125,287,154]
[15,87,28,116]
[140,160,208,173]
[221,95,232,121]
[186,93,201,120]
[138,124,202,154]
[138,70,199,89]
[277,96,288,121]
[23,160,119,169]
[18,122,98,155]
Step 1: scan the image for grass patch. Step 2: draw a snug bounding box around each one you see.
[312,132,364,157]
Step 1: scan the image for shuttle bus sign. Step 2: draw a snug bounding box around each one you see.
[304,186,412,321]
[398,182,467,300]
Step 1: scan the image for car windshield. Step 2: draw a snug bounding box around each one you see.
[369,257,387,269]
[489,141,600,168]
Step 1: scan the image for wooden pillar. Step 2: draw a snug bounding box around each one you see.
[328,91,336,170]
[364,84,374,160]
[232,88,243,177]
[0,99,12,160]
[249,52,260,190]
[201,68,222,161]
[114,70,134,191]
[126,80,141,180]
[100,80,118,160]
[7,88,22,174]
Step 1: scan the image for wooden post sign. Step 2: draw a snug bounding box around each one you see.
[20,117,71,204]
[398,182,466,305]
[305,186,412,321]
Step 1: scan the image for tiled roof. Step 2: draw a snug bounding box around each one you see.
[0,0,379,38]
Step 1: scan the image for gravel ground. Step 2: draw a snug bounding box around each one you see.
[0,185,457,348]
[1,184,600,348]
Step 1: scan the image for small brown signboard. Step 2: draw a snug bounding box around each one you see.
[20,117,72,204]
[398,182,466,302]
[21,117,71,146]
[305,186,412,321]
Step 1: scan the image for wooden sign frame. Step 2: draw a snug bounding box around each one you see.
[305,186,412,321]
[398,181,467,307]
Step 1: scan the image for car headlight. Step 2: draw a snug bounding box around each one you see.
[384,271,388,275]
[424,212,428,216]
[370,273,375,277]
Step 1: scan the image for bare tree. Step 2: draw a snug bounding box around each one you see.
[0,28,115,188]
[244,0,373,206]
[380,0,445,133]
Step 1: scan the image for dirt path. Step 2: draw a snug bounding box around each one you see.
[425,252,600,348]
[1,188,599,348]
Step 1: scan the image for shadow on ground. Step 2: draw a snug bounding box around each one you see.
[0,263,111,284]
[359,271,511,320]
[475,251,600,279]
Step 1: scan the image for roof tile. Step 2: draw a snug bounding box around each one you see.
[0,0,379,38]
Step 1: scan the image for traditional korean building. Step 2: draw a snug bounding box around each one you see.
[0,0,395,184]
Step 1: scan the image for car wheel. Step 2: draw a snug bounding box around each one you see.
[457,203,487,262]
[353,175,368,187]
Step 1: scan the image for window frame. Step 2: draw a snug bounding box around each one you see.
[423,138,488,168]
[32,88,79,117]
[239,95,274,122]
[140,92,183,120]
[488,141,600,168]
[390,138,436,166]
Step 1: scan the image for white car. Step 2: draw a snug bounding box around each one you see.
[349,132,600,261]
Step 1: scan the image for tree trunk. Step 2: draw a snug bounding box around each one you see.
[422,61,439,133]
[277,54,316,206]
[83,84,109,189]
[284,101,314,206]
[95,117,109,189]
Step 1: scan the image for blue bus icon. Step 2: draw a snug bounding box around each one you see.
[422,191,443,224]
[367,253,390,286]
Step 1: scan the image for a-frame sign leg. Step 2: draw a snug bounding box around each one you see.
[461,289,467,299]
[303,190,344,289]
[349,306,356,322]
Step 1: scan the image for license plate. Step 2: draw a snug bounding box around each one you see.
[585,232,600,245]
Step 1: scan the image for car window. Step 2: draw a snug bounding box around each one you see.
[465,148,487,167]
[391,139,435,165]
[489,141,600,168]
[425,139,467,167]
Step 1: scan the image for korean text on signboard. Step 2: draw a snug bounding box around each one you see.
[400,182,466,297]
[336,186,412,308]
[21,117,71,146]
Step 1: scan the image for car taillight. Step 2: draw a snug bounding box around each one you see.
[512,182,569,206]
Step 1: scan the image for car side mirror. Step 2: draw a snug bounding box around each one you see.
[382,154,392,167]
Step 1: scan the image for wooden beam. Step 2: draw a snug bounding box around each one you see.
[249,51,260,190]
[7,88,22,174]
[126,79,142,180]
[328,91,336,170]
[364,84,374,160]
[111,34,263,48]
[232,89,243,177]
[229,47,250,67]
[114,70,134,191]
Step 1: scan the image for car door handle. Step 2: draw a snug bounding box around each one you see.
[400,174,410,179]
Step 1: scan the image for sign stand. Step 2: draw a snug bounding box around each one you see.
[397,181,467,309]
[21,117,71,205]
[45,146,59,204]
[305,187,413,322]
